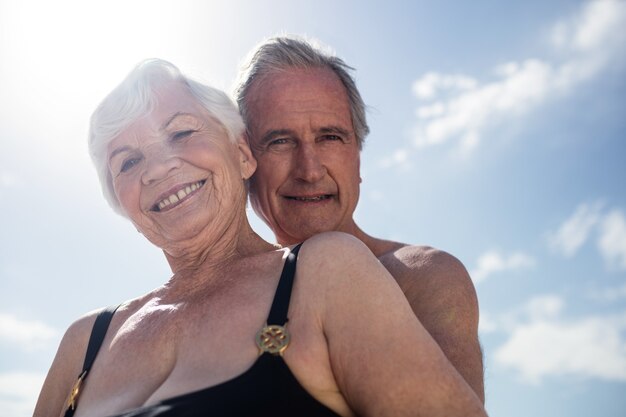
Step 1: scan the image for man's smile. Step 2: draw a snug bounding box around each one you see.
[284,194,333,202]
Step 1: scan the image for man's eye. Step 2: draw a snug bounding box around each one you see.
[263,137,297,153]
[267,138,294,149]
[171,130,195,141]
[120,157,141,173]
[322,135,342,142]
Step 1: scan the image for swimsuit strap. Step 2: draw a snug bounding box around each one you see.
[64,304,120,417]
[266,243,303,325]
[82,304,120,371]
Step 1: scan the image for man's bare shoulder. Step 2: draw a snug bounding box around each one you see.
[375,242,474,295]
[373,240,484,401]
[374,241,479,348]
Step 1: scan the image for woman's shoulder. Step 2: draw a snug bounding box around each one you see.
[298,231,372,260]
[56,304,127,375]
[33,305,117,417]
[62,307,109,350]
[55,301,139,376]
[294,232,394,293]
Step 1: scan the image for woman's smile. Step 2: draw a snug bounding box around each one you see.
[151,179,207,212]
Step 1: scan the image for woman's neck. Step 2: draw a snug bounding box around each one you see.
[161,209,276,295]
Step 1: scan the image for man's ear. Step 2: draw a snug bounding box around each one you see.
[237,135,257,180]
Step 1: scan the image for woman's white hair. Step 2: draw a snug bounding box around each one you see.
[89,58,245,216]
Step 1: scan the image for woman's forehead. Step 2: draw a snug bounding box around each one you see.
[108,84,209,148]
[151,81,205,118]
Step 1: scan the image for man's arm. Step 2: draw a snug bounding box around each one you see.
[380,246,485,403]
[303,233,487,416]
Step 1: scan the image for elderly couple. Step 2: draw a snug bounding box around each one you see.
[35,36,487,416]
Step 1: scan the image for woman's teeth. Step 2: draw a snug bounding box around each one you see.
[156,180,204,210]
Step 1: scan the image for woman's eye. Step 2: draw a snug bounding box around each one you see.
[120,157,141,173]
[172,130,195,141]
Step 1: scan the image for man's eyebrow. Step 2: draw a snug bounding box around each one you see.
[318,126,351,136]
[260,129,296,144]
[258,126,353,144]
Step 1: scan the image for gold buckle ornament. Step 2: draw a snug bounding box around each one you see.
[255,324,290,356]
[65,371,86,411]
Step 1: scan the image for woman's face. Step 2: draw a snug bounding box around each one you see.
[107,81,255,250]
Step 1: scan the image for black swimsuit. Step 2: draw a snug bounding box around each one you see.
[64,244,341,417]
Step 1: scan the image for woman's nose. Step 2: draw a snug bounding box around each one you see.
[141,152,182,185]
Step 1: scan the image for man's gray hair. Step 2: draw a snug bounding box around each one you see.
[89,58,245,216]
[234,35,369,149]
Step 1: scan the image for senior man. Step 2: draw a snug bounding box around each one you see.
[235,36,484,402]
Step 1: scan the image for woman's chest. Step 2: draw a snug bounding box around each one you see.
[72,296,270,415]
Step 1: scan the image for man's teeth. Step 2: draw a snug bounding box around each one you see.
[157,181,203,210]
[290,195,329,201]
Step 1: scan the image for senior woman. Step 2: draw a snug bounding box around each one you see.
[34,59,486,417]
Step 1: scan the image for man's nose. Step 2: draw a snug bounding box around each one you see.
[141,152,182,185]
[293,144,326,183]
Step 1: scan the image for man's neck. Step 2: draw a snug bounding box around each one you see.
[349,225,406,258]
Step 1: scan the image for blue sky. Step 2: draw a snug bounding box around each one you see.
[1,1,625,416]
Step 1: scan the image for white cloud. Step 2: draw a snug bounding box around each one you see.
[377,147,413,171]
[470,249,535,284]
[412,0,626,152]
[591,283,626,302]
[0,313,58,351]
[548,203,626,270]
[412,72,477,100]
[478,311,498,334]
[494,295,626,384]
[523,294,564,321]
[483,294,564,334]
[597,209,626,270]
[548,201,604,257]
[0,372,46,417]
[552,0,626,53]
[414,59,553,151]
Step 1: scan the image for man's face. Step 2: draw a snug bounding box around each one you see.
[246,67,361,245]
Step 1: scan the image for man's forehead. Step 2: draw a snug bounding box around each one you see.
[246,67,352,133]
[251,67,346,99]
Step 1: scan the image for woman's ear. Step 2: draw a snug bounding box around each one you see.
[237,134,257,180]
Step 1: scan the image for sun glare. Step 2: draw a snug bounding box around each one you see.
[2,0,236,173]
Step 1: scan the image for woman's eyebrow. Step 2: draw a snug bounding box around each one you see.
[108,145,132,163]
[162,112,196,130]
